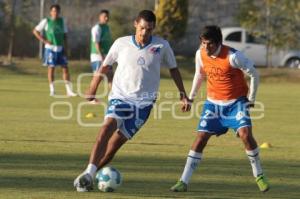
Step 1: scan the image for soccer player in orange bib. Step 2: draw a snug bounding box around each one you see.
[170,25,270,193]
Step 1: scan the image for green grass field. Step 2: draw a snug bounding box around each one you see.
[0,58,300,199]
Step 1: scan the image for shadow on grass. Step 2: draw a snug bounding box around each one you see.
[0,62,33,75]
[0,152,299,198]
[0,139,185,147]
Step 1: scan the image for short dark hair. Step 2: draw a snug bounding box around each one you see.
[136,10,156,24]
[100,9,109,16]
[50,4,61,12]
[200,25,223,44]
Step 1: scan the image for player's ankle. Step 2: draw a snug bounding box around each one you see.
[85,163,97,178]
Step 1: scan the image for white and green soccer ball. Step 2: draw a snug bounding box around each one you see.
[95,167,122,192]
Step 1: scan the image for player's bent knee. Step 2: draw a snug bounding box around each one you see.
[197,132,210,141]
[192,132,211,151]
[238,127,252,141]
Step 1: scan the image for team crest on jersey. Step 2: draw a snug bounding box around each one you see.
[137,56,146,65]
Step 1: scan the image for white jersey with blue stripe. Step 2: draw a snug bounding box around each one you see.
[103,35,177,107]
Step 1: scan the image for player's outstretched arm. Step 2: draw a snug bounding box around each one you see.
[169,68,191,112]
[85,65,111,101]
[231,51,259,108]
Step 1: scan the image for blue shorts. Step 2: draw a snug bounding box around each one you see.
[197,97,252,136]
[105,99,153,139]
[43,48,67,67]
[91,61,102,72]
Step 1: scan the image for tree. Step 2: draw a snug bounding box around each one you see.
[237,0,300,67]
[109,6,135,40]
[2,0,36,61]
[0,2,5,29]
[154,0,188,41]
[109,0,154,40]
[39,0,45,59]
[6,0,17,64]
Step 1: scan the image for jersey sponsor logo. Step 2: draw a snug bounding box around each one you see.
[206,66,231,81]
[137,56,146,66]
[149,46,161,54]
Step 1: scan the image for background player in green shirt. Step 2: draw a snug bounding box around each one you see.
[90,10,113,91]
[33,4,76,97]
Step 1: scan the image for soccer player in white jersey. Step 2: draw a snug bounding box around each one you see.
[74,10,191,192]
[33,4,76,97]
[170,25,270,192]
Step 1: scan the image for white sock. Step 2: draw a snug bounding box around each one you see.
[49,83,54,93]
[246,147,263,177]
[85,163,97,179]
[180,150,202,184]
[65,82,73,93]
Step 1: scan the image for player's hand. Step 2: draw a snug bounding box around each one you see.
[85,83,96,101]
[85,72,102,101]
[85,89,96,101]
[43,39,52,45]
[181,97,193,112]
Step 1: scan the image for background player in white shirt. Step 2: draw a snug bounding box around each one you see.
[74,10,191,192]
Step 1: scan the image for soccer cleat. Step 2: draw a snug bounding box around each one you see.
[67,91,77,97]
[74,173,94,192]
[256,174,270,192]
[170,180,187,192]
